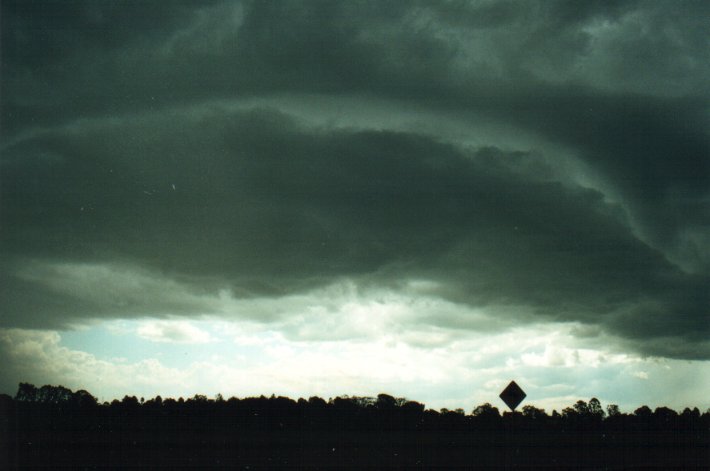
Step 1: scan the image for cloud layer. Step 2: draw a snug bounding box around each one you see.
[1,0,708,362]
[2,321,708,412]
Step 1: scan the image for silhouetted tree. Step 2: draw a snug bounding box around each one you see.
[71,389,98,407]
[308,396,327,408]
[573,399,589,415]
[588,398,605,418]
[376,393,396,410]
[561,406,577,419]
[681,407,700,420]
[121,395,140,408]
[16,384,67,404]
[190,394,208,403]
[15,383,38,402]
[472,402,500,419]
[352,396,375,408]
[653,406,678,429]
[521,404,547,420]
[395,397,409,408]
[401,400,425,414]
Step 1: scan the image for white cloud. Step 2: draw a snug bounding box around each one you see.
[521,345,634,368]
[136,320,213,344]
[0,329,190,399]
[1,313,708,413]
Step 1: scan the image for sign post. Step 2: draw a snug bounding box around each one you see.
[499,381,526,412]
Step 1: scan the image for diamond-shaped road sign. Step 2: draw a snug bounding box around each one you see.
[499,381,526,411]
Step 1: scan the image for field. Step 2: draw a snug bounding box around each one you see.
[8,428,708,469]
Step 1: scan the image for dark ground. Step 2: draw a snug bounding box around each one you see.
[7,429,710,469]
[2,386,708,469]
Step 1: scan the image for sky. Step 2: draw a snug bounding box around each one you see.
[1,0,708,413]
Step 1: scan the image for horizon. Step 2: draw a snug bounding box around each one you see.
[7,381,709,417]
[1,1,709,414]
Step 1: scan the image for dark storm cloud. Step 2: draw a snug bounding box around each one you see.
[2,108,707,356]
[1,0,708,358]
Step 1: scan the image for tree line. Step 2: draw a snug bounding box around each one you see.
[3,383,709,469]
[4,382,709,433]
